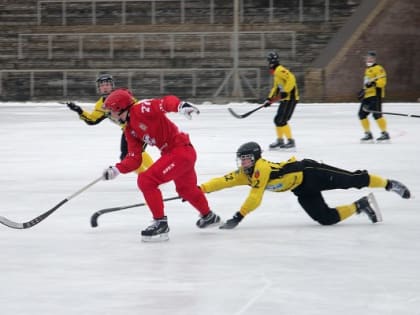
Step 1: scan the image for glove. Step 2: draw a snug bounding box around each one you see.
[357,89,365,101]
[280,92,289,99]
[102,166,120,180]
[179,102,200,120]
[66,102,83,115]
[219,212,244,229]
[263,98,272,107]
[365,81,376,88]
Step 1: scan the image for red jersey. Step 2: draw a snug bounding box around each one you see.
[115,95,191,173]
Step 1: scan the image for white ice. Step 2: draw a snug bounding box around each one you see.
[0,102,419,315]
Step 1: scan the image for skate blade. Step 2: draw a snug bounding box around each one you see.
[360,140,374,144]
[376,139,391,144]
[269,146,296,152]
[198,219,222,229]
[280,147,297,152]
[219,222,236,229]
[141,233,169,242]
[367,193,383,223]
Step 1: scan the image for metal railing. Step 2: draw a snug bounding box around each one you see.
[37,0,193,25]
[0,68,262,99]
[36,0,331,26]
[17,31,296,60]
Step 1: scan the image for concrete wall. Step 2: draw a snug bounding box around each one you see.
[305,0,420,102]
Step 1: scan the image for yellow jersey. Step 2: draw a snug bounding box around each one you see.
[363,64,386,99]
[201,157,303,216]
[268,65,300,101]
[79,96,126,128]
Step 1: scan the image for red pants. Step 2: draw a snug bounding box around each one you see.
[137,144,210,219]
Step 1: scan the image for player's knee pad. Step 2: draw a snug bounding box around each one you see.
[274,116,287,126]
[316,216,340,225]
[373,113,382,120]
[358,113,367,120]
[358,110,368,120]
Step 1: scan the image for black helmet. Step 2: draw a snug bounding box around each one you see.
[365,51,377,67]
[96,74,115,87]
[237,142,262,159]
[267,51,280,66]
[236,142,262,175]
[366,51,377,58]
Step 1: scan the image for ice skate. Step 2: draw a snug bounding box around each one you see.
[141,216,170,242]
[376,131,390,143]
[196,211,221,228]
[269,138,284,151]
[279,138,296,151]
[386,179,411,199]
[360,132,374,143]
[355,193,383,223]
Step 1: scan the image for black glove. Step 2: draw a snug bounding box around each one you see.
[364,81,376,88]
[66,102,83,115]
[357,89,365,101]
[280,91,289,99]
[219,212,244,229]
[263,98,272,107]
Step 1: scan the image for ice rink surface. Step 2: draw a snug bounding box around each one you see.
[0,101,419,315]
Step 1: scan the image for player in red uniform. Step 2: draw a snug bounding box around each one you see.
[101,88,221,241]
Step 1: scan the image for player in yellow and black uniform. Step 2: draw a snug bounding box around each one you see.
[200,142,410,229]
[358,51,389,142]
[66,74,153,172]
[263,51,299,150]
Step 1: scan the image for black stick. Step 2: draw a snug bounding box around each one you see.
[227,105,265,119]
[363,107,420,118]
[0,176,103,229]
[90,196,181,228]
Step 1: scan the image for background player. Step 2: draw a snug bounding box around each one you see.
[358,51,389,143]
[263,52,299,150]
[66,74,153,171]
